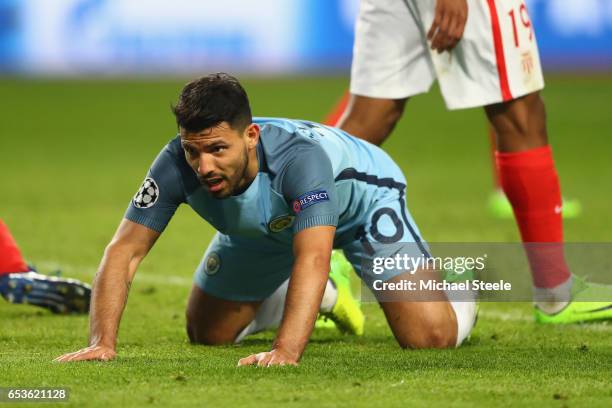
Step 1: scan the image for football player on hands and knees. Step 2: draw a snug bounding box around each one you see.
[55,73,477,366]
[324,0,611,323]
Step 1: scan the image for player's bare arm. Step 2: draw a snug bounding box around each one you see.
[238,225,335,367]
[54,219,160,362]
[428,0,468,53]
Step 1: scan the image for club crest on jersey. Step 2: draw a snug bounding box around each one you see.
[268,215,295,233]
[292,190,329,213]
[133,177,159,209]
[204,252,221,275]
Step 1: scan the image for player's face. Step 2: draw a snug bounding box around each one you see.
[180,122,259,199]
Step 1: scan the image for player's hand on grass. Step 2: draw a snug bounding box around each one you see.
[428,0,468,53]
[237,348,298,367]
[54,345,116,363]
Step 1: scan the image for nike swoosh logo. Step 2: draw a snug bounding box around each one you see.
[576,304,612,314]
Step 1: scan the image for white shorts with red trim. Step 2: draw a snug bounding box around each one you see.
[350,0,545,110]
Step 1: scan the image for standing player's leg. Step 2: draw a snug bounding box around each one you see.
[0,219,91,314]
[485,93,612,322]
[335,96,407,146]
[448,0,611,322]
[487,124,581,219]
[485,91,568,297]
[412,0,611,323]
[330,0,433,145]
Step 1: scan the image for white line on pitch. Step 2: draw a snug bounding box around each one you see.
[36,260,192,286]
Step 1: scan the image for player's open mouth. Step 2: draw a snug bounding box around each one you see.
[205,178,225,192]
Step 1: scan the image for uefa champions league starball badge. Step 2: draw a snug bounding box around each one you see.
[133,177,160,209]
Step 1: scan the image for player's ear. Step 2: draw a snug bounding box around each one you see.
[244,123,260,149]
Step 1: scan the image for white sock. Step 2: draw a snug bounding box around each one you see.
[534,276,573,314]
[450,300,478,347]
[235,277,337,343]
[319,279,338,313]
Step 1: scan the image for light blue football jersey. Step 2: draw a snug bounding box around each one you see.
[125,117,420,250]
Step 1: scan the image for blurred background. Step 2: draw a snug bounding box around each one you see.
[0,0,611,276]
[1,0,612,75]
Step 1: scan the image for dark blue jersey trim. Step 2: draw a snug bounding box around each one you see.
[256,142,270,175]
[335,168,406,190]
[334,167,430,258]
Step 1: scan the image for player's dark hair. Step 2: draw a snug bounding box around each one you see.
[172,73,252,133]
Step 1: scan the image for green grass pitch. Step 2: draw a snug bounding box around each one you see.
[1,75,611,407]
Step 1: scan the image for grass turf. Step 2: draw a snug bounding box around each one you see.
[1,75,611,407]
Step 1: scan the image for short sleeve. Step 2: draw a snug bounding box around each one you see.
[280,145,339,234]
[124,147,185,233]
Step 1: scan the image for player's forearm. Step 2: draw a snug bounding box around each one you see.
[88,244,142,349]
[273,253,329,361]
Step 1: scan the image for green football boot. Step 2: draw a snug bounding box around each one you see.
[535,277,612,324]
[314,315,337,330]
[317,250,365,336]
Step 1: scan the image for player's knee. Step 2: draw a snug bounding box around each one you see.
[397,319,457,349]
[488,92,548,151]
[513,93,546,134]
[185,321,236,345]
[414,327,455,349]
[185,312,236,345]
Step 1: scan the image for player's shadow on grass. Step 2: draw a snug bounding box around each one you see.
[238,337,345,347]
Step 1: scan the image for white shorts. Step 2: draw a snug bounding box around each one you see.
[350,0,545,110]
